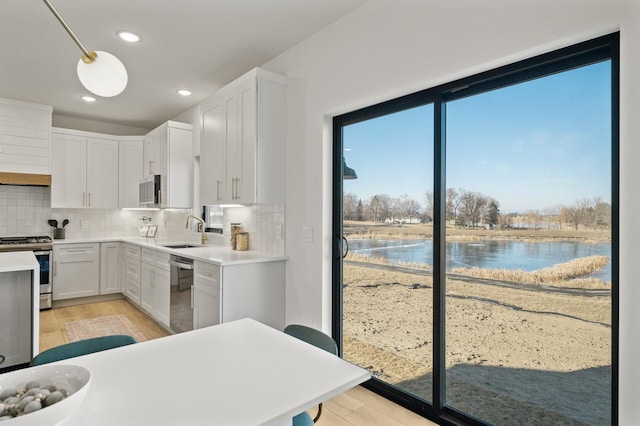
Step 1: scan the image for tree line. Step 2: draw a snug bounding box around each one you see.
[344,189,612,230]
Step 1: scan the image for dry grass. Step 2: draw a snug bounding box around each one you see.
[344,221,611,243]
[449,255,610,289]
[345,252,433,271]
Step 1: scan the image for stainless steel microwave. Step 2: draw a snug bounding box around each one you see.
[139,175,162,206]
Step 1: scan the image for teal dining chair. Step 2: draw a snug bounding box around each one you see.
[284,324,339,425]
[31,335,137,366]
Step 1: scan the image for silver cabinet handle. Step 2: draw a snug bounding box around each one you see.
[54,261,57,277]
[88,192,91,207]
[216,180,222,201]
[191,284,194,309]
[82,192,85,207]
[168,259,194,269]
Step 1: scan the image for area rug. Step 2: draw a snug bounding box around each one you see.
[65,314,147,343]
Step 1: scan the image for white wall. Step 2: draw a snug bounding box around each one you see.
[263,0,638,422]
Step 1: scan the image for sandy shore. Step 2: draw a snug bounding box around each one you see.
[342,262,611,425]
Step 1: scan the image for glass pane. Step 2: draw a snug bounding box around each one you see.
[342,104,434,402]
[445,62,612,425]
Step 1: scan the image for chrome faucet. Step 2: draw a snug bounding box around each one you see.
[186,215,207,245]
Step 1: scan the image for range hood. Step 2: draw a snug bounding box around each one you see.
[0,172,51,186]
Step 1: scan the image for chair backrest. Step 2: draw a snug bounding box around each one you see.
[31,335,137,366]
[283,324,338,355]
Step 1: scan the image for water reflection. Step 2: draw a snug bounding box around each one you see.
[349,239,612,281]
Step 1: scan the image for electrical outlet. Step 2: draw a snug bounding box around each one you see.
[302,226,313,243]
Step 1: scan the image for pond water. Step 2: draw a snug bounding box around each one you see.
[349,239,612,282]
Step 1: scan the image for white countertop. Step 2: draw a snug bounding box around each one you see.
[53,237,287,266]
[50,318,370,426]
[0,251,39,273]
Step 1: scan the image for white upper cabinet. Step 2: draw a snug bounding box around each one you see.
[200,68,286,205]
[0,97,52,175]
[51,128,118,209]
[143,121,193,208]
[118,137,143,208]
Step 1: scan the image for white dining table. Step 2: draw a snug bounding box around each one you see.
[52,318,369,425]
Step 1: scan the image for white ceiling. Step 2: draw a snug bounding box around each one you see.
[1,0,367,131]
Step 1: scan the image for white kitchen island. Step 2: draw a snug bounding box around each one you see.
[49,318,370,425]
[0,251,39,369]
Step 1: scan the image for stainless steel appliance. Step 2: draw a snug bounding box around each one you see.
[139,174,162,206]
[0,236,53,310]
[168,255,193,333]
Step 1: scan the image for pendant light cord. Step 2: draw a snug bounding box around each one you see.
[42,0,95,62]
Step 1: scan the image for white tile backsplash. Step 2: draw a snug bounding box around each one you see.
[0,186,51,237]
[0,186,285,255]
[223,204,285,255]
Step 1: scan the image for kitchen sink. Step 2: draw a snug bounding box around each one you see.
[161,244,200,249]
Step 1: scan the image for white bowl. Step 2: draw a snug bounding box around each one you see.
[0,364,90,425]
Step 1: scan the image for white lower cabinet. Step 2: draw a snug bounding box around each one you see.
[52,242,285,332]
[193,262,220,329]
[140,248,170,327]
[193,259,285,330]
[100,242,122,295]
[53,244,100,300]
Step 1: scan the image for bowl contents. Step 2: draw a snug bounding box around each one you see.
[0,365,90,424]
[0,381,69,420]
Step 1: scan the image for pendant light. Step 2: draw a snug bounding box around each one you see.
[343,157,358,180]
[43,0,128,97]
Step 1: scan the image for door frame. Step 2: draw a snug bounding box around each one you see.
[332,32,619,426]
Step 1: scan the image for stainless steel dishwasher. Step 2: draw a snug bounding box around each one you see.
[168,255,194,333]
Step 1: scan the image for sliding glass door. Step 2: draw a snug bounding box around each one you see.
[444,61,612,425]
[340,104,434,403]
[333,33,618,426]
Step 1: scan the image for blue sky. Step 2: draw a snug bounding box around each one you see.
[343,60,611,213]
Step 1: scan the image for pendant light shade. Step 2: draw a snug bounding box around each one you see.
[343,157,358,180]
[43,0,128,97]
[77,51,128,97]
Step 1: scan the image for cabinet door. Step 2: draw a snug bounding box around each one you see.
[100,242,122,294]
[143,126,163,177]
[200,96,226,204]
[51,133,86,208]
[86,137,118,208]
[235,78,257,204]
[119,139,143,208]
[223,88,240,203]
[193,281,220,329]
[53,245,100,300]
[140,261,155,314]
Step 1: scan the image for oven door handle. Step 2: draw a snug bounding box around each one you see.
[168,259,194,270]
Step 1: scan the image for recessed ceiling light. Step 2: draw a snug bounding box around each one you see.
[82,95,97,102]
[117,31,141,43]
[177,89,192,96]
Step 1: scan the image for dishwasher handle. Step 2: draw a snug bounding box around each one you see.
[168,259,194,270]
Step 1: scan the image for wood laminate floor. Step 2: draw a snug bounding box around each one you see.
[39,299,437,426]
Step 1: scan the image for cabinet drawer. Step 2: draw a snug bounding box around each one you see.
[54,243,99,259]
[125,276,141,304]
[194,261,220,286]
[156,252,170,271]
[125,244,141,259]
[125,259,140,277]
[141,248,170,271]
[141,248,156,264]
